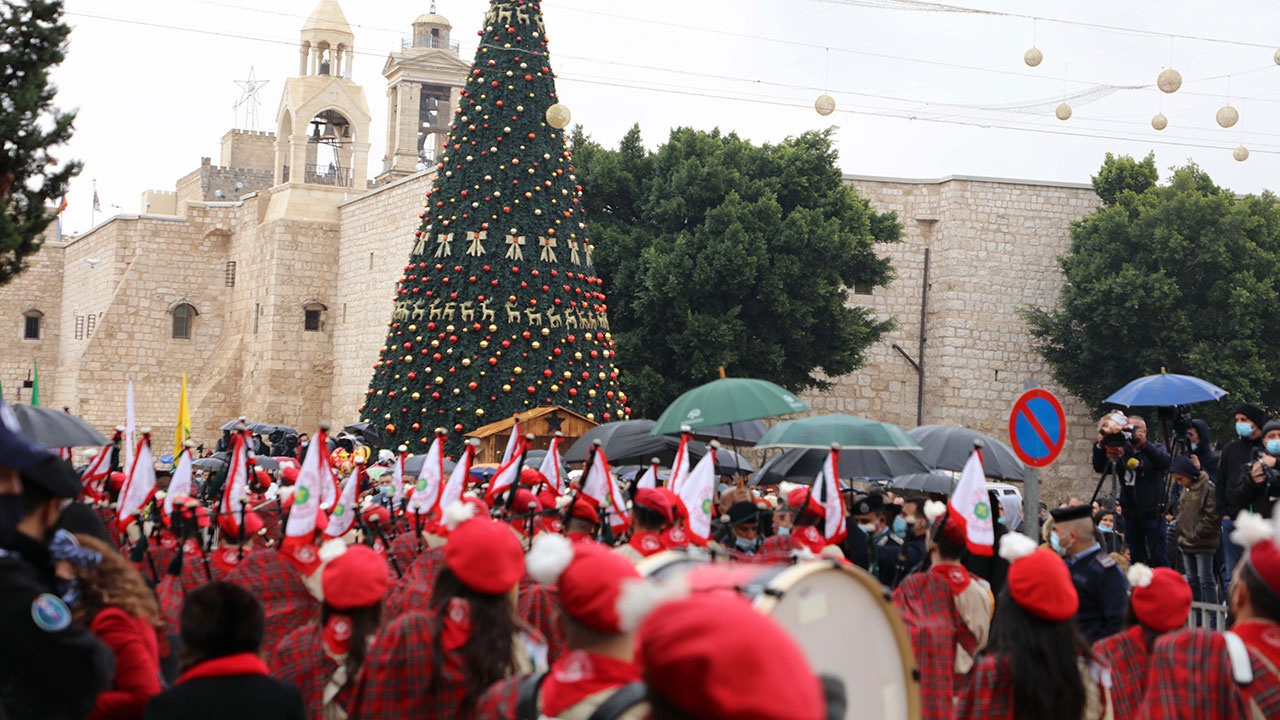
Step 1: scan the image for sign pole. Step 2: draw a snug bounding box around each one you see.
[1023,466,1039,541]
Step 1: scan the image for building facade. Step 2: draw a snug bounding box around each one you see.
[13,2,1105,496]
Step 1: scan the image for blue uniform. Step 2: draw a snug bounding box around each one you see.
[1067,544,1129,643]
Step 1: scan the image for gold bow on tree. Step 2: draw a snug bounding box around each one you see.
[505,234,526,260]
[434,232,454,258]
[466,230,488,257]
[539,236,557,263]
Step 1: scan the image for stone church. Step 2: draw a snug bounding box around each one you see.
[2,1,1106,493]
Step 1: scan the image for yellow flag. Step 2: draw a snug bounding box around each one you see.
[174,372,191,464]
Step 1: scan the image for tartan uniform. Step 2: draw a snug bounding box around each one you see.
[518,578,564,665]
[226,546,319,656]
[270,622,343,720]
[347,610,478,720]
[1140,629,1280,719]
[156,574,184,634]
[389,527,429,564]
[385,546,447,619]
[893,570,966,720]
[1092,626,1150,720]
[955,653,1111,720]
[93,504,127,551]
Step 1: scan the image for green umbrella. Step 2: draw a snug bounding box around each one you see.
[755,414,922,451]
[650,378,811,436]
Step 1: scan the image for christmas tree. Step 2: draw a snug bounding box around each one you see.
[362,0,629,452]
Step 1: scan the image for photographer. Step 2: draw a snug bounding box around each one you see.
[1229,418,1280,520]
[1092,413,1170,566]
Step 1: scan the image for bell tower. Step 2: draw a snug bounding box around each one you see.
[377,4,470,184]
[273,0,372,203]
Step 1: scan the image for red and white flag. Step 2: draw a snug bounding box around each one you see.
[500,418,522,465]
[163,447,194,516]
[538,434,565,494]
[814,448,847,544]
[408,434,446,516]
[80,444,113,501]
[636,458,660,491]
[325,467,361,538]
[668,432,692,493]
[580,445,629,534]
[485,436,526,505]
[439,440,476,511]
[116,435,156,527]
[949,449,995,556]
[677,448,717,544]
[286,428,332,538]
[220,431,251,521]
[390,448,407,506]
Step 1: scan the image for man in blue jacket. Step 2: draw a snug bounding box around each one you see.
[1092,414,1170,566]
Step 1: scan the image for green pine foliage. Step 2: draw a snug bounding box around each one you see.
[0,0,79,284]
[362,0,628,452]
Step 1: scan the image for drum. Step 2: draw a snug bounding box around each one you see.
[637,550,921,720]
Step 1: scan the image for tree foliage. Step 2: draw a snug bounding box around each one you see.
[0,0,79,284]
[1026,156,1280,419]
[1092,151,1157,206]
[573,125,899,417]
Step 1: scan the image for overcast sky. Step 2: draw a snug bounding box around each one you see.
[52,0,1280,235]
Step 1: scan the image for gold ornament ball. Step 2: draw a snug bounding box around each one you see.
[814,94,836,116]
[408,324,417,332]
[502,384,512,392]
[531,341,541,350]
[1216,105,1239,128]
[589,389,597,398]
[586,413,595,421]
[435,376,444,384]
[475,408,485,417]
[1055,103,1072,121]
[1157,68,1182,94]
[461,358,471,367]
[550,384,559,392]
[513,366,523,375]
[1024,47,1043,67]
[411,392,421,400]
[1151,113,1168,131]
[546,103,572,129]
[1234,145,1250,162]
[446,325,455,333]
[489,324,498,333]
[480,340,489,349]
[541,327,550,336]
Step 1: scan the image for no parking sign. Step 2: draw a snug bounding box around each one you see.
[1007,389,1066,468]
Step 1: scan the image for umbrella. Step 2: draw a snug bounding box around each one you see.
[192,456,227,471]
[343,422,388,449]
[10,405,108,448]
[403,454,458,476]
[888,472,958,494]
[700,447,754,476]
[218,420,297,436]
[908,425,1025,482]
[751,447,930,486]
[681,420,768,444]
[470,463,499,481]
[650,378,810,436]
[565,420,680,466]
[1105,371,1228,407]
[523,449,548,467]
[253,456,280,472]
[756,414,921,451]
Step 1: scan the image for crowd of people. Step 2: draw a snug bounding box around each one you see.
[2,402,1280,720]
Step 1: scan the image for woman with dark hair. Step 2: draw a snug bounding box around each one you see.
[143,582,304,720]
[1092,565,1191,720]
[271,543,389,720]
[70,533,165,720]
[348,503,546,720]
[953,533,1112,720]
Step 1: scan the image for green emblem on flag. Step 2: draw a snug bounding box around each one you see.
[701,498,713,514]
[295,487,310,504]
[416,478,428,491]
[974,501,990,520]
[333,503,345,517]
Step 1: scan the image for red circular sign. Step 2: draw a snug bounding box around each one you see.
[1007,389,1067,468]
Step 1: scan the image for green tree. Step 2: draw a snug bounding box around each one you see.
[0,0,79,284]
[574,125,899,417]
[1026,157,1280,417]
[1092,151,1158,206]
[363,0,628,452]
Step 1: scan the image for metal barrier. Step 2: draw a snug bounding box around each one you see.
[1185,600,1228,630]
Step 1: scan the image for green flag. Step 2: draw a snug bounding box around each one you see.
[30,362,38,407]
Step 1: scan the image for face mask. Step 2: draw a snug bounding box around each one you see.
[1267,440,1280,456]
[997,517,1007,527]
[892,517,907,537]
[1237,422,1255,438]
[0,495,23,534]
[734,535,757,552]
[1050,531,1065,555]
[1099,525,1113,534]
[858,522,877,534]
[1190,443,1198,451]
[777,526,790,536]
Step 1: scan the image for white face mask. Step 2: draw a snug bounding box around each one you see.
[857,522,877,534]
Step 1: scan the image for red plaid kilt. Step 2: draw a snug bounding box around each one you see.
[474,676,520,720]
[1092,626,1149,720]
[389,528,429,564]
[156,574,184,634]
[518,578,564,665]
[270,622,340,720]
[348,611,470,720]
[226,547,319,656]
[893,571,960,720]
[385,546,447,619]
[1140,629,1280,719]
[953,653,1015,720]
[93,504,128,552]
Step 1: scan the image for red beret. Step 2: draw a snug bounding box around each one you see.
[568,495,599,524]
[638,593,824,719]
[537,487,560,511]
[108,471,127,491]
[218,510,264,539]
[1130,567,1191,632]
[361,504,392,527]
[561,542,642,633]
[178,499,211,528]
[786,487,825,519]
[445,516,524,595]
[281,466,300,485]
[658,488,688,521]
[254,468,271,486]
[633,488,674,524]
[322,545,389,610]
[512,488,541,513]
[1007,548,1078,622]
[520,468,548,487]
[1248,536,1280,598]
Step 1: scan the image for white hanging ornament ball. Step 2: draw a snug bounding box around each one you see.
[1055,103,1072,121]
[1157,68,1182,94]
[545,103,572,129]
[1151,113,1168,131]
[1024,47,1043,67]
[1216,105,1239,128]
[1234,145,1250,162]
[814,94,836,116]
[1274,48,1280,65]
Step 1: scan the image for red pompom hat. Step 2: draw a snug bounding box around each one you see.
[360,503,392,527]
[638,593,824,719]
[281,466,300,485]
[520,468,548,488]
[786,487,826,519]
[218,510,264,539]
[1231,509,1280,598]
[322,544,389,610]
[443,503,525,595]
[527,536,642,634]
[633,488,674,524]
[568,494,600,525]
[999,534,1078,622]
[1127,565,1192,632]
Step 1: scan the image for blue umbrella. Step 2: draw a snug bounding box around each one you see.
[1105,371,1227,407]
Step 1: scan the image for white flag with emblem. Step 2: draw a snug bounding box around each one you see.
[163,448,194,516]
[325,466,361,538]
[117,436,156,525]
[439,441,475,511]
[286,428,331,538]
[949,449,995,556]
[538,435,565,494]
[636,459,660,490]
[667,433,692,493]
[677,449,717,544]
[408,434,445,516]
[815,448,847,544]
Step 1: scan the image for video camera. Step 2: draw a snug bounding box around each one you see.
[1100,425,1136,448]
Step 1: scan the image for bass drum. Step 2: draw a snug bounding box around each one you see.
[637,551,920,720]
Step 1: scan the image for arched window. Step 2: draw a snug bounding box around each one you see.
[22,309,42,340]
[303,301,327,332]
[171,302,198,339]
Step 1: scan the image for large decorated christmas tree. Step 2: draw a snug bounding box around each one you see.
[362,0,629,451]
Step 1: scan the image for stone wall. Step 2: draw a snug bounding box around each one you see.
[220,129,276,172]
[0,228,64,405]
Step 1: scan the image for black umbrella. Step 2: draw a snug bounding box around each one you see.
[679,420,767,444]
[403,454,458,476]
[750,446,930,486]
[564,419,680,466]
[10,405,107,448]
[218,420,297,436]
[343,422,388,449]
[888,472,959,494]
[908,425,1026,482]
[691,447,755,476]
[192,456,227,471]
[253,456,280,472]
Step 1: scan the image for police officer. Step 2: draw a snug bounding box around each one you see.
[1050,504,1129,643]
[0,412,114,719]
[853,494,903,586]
